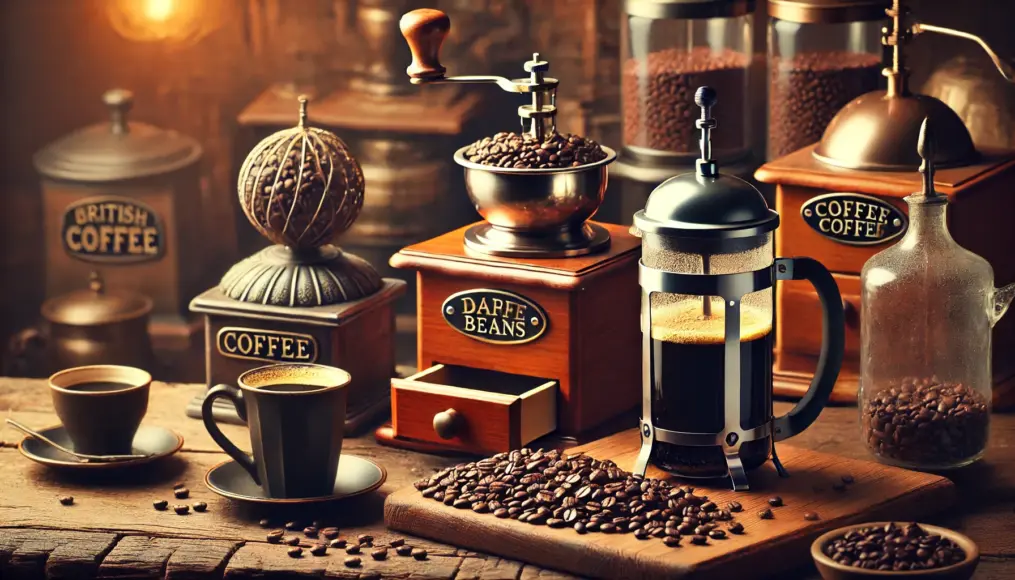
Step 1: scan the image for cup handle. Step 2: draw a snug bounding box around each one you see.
[202,384,259,484]
[772,257,845,442]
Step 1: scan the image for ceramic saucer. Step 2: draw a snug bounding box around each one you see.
[205,454,387,504]
[18,424,184,469]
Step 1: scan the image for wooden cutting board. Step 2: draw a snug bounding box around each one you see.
[385,429,955,580]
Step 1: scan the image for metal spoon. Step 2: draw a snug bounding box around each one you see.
[5,418,149,462]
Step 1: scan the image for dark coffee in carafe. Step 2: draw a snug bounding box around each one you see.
[649,299,773,477]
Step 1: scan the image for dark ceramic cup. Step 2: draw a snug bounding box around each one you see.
[49,365,151,455]
[202,363,350,499]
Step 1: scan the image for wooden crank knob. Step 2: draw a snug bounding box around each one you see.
[400,8,450,80]
[432,408,461,440]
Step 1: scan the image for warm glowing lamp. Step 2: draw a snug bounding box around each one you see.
[106,0,219,45]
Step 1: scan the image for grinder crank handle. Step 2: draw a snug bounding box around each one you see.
[400,8,450,81]
[772,257,845,442]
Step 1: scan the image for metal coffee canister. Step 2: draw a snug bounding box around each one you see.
[34,88,205,347]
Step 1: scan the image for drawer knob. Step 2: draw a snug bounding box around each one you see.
[433,408,461,440]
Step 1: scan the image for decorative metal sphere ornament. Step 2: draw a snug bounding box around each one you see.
[221,97,381,307]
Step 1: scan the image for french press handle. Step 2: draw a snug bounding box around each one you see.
[772,257,845,441]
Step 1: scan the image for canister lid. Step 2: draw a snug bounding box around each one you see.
[42,272,152,326]
[625,0,755,19]
[634,86,778,239]
[768,0,890,24]
[34,89,202,182]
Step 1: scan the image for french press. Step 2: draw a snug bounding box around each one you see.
[632,87,846,490]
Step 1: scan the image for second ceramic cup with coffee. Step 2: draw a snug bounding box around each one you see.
[202,363,350,499]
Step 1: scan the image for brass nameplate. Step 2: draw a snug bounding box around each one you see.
[61,196,164,263]
[801,193,907,246]
[216,327,318,363]
[442,289,548,345]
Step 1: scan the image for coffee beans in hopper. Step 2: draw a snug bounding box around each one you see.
[622,47,748,154]
[862,379,989,465]
[823,523,966,571]
[463,132,607,169]
[768,52,882,158]
[413,447,749,547]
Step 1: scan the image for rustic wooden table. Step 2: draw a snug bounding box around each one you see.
[1,378,1013,579]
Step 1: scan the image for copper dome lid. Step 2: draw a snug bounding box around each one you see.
[813,0,1013,171]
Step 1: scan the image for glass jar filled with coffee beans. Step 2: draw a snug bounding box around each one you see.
[860,120,1015,470]
[622,0,753,163]
[766,0,886,159]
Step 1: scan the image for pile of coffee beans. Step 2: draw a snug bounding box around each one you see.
[463,132,607,169]
[823,522,966,571]
[863,379,989,466]
[768,51,882,158]
[622,47,748,154]
[413,447,749,546]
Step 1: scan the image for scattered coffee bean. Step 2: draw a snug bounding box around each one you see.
[663,536,681,547]
[322,527,340,540]
[310,544,327,557]
[623,47,748,154]
[285,536,300,546]
[574,522,587,534]
[174,505,189,515]
[357,534,373,545]
[758,509,773,520]
[634,528,650,540]
[727,501,742,513]
[59,496,74,506]
[396,544,413,556]
[303,527,318,538]
[823,522,966,571]
[841,474,855,485]
[344,556,361,567]
[153,500,168,511]
[267,530,284,543]
[464,131,607,169]
[390,538,405,548]
[287,547,302,558]
[346,544,361,555]
[709,529,727,540]
[285,521,299,530]
[371,547,388,560]
[258,518,271,528]
[174,488,190,499]
[804,512,820,521]
[412,548,428,560]
[329,538,347,549]
[768,496,783,507]
[192,502,207,512]
[863,379,989,466]
[728,522,745,535]
[691,535,708,545]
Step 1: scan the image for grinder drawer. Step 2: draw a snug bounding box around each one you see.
[777,272,861,359]
[391,364,557,454]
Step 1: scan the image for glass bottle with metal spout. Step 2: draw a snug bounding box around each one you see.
[860,118,1015,470]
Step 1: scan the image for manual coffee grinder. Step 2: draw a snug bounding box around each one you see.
[189,97,405,432]
[633,87,845,490]
[756,0,1015,406]
[376,8,642,455]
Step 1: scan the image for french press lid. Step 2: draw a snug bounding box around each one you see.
[34,89,202,182]
[42,272,152,326]
[634,87,779,239]
[768,0,889,23]
[625,0,756,19]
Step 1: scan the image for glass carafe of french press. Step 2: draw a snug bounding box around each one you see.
[633,87,846,490]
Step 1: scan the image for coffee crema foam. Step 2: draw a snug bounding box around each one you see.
[650,300,771,344]
[242,365,350,390]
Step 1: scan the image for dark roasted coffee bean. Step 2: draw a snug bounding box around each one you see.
[691,535,708,545]
[174,488,190,499]
[192,502,207,512]
[173,505,189,515]
[412,548,428,561]
[494,507,509,518]
[728,522,745,535]
[372,547,388,560]
[285,536,300,546]
[709,529,727,540]
[768,496,783,507]
[759,508,773,520]
[547,518,566,528]
[574,521,588,534]
[310,544,327,556]
[663,536,681,547]
[357,534,373,545]
[59,496,74,506]
[267,530,285,543]
[396,544,413,556]
[822,522,966,571]
[329,539,347,549]
[390,538,405,547]
[634,527,650,540]
[303,527,318,538]
[322,527,340,540]
[258,518,271,528]
[153,500,168,511]
[804,512,820,521]
[344,556,361,567]
[727,501,742,512]
[345,544,361,555]
[288,547,303,558]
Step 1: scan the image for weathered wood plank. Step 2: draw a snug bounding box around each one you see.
[456,556,525,580]
[0,528,118,580]
[95,536,239,580]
